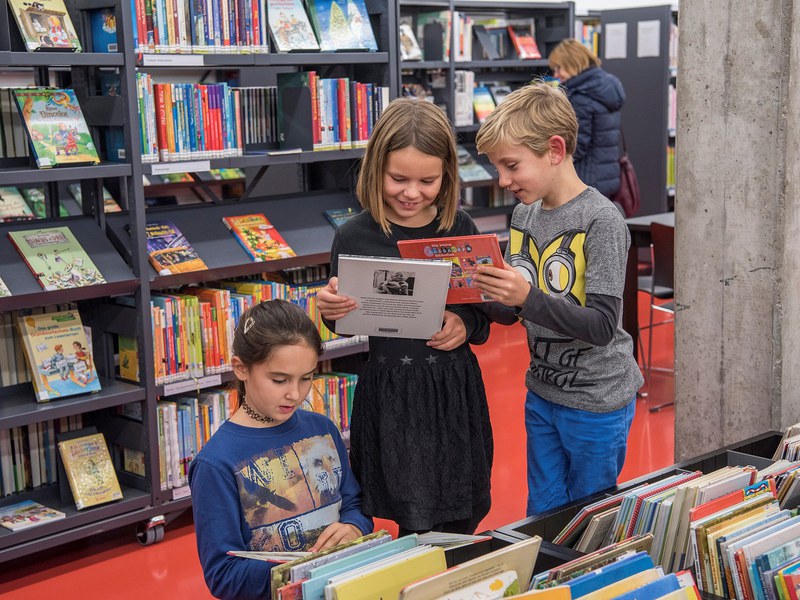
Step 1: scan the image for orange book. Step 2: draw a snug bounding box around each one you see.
[398,234,504,303]
[223,213,296,262]
[508,25,541,59]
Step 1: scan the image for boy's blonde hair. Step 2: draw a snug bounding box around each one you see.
[549,38,601,76]
[356,98,459,235]
[475,81,578,157]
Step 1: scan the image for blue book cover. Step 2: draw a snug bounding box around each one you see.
[613,573,680,600]
[89,8,118,52]
[567,551,654,598]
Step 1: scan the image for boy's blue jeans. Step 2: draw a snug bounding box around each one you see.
[525,390,636,516]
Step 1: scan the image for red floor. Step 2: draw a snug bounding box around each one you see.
[0,296,675,598]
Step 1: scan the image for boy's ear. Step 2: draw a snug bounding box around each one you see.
[232,356,248,382]
[548,136,568,164]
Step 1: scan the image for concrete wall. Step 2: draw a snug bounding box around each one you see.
[674,0,799,460]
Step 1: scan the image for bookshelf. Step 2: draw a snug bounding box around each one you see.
[397,0,574,226]
[0,0,397,562]
[599,4,675,217]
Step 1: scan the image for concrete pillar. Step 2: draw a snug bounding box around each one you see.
[674,0,800,460]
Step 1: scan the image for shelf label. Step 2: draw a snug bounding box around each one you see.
[162,374,222,396]
[172,486,191,500]
[142,54,205,67]
[151,160,211,175]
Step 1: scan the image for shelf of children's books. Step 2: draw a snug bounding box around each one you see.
[0,379,146,430]
[466,58,549,69]
[0,52,125,68]
[0,163,131,187]
[0,485,151,560]
[254,52,389,66]
[0,217,139,311]
[401,60,450,70]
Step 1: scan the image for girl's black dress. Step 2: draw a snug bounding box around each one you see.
[328,210,493,532]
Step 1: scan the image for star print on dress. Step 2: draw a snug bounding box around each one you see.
[376,355,387,364]
[425,355,438,364]
[400,355,413,366]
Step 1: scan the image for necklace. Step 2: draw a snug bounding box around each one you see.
[240,396,274,424]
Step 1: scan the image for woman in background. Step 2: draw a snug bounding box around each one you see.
[549,39,626,199]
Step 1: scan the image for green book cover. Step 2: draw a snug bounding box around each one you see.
[8,226,106,291]
[12,88,99,169]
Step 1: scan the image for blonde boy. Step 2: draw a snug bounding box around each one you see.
[474,82,644,515]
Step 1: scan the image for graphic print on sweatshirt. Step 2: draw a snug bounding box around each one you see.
[235,434,343,551]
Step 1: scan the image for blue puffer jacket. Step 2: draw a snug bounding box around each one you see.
[563,66,625,198]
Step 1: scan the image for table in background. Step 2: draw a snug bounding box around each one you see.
[623,212,676,357]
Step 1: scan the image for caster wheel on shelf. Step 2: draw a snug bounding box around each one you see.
[136,516,166,546]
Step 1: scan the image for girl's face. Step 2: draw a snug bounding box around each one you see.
[233,343,318,426]
[382,146,443,227]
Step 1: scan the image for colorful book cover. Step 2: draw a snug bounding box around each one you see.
[266,0,320,52]
[323,207,358,229]
[0,500,66,531]
[19,187,70,217]
[58,433,123,510]
[88,8,117,52]
[67,183,122,213]
[397,234,504,304]
[0,186,35,221]
[0,275,10,297]
[8,226,106,291]
[12,88,99,168]
[7,0,82,51]
[118,334,139,382]
[472,86,496,123]
[145,220,207,276]
[17,309,102,402]
[306,0,377,51]
[399,22,421,60]
[508,25,541,59]
[222,214,296,262]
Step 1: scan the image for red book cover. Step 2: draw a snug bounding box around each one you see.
[507,25,541,59]
[688,478,775,524]
[397,234,504,304]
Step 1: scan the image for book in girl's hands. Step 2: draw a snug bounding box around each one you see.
[145,221,207,276]
[223,214,296,262]
[323,207,359,229]
[7,0,82,51]
[0,186,35,221]
[12,88,99,168]
[58,432,123,510]
[397,234,504,304]
[8,226,106,291]
[266,0,320,52]
[0,500,66,531]
[335,254,452,339]
[17,309,101,401]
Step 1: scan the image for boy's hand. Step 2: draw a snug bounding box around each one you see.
[474,262,531,308]
[316,277,357,320]
[428,311,466,350]
[310,523,362,552]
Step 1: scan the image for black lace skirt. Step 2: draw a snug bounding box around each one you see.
[349,337,494,531]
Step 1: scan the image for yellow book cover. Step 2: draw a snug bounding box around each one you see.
[330,546,447,600]
[58,432,123,510]
[223,214,296,262]
[578,568,662,600]
[515,585,572,600]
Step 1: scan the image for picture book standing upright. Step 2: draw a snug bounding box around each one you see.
[58,432,123,509]
[306,0,378,51]
[12,88,100,168]
[7,0,82,51]
[8,226,106,290]
[17,309,101,401]
[266,0,320,52]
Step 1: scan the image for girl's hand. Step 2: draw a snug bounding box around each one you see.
[473,262,531,308]
[310,523,362,552]
[428,311,466,351]
[316,277,357,320]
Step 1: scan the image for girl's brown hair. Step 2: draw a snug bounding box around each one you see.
[231,300,322,406]
[356,98,459,235]
[548,38,601,76]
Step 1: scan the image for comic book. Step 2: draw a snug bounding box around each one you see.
[397,234,504,303]
[222,214,296,262]
[8,226,106,291]
[7,0,82,51]
[12,88,99,168]
[17,309,102,402]
[145,220,207,276]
